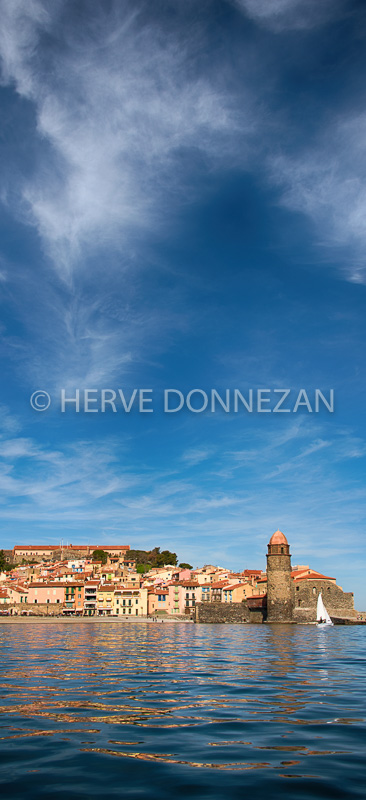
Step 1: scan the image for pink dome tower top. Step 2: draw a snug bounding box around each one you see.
[269,529,288,546]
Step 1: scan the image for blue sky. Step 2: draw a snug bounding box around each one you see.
[0,0,365,606]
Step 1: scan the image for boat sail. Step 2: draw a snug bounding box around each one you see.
[316,592,333,626]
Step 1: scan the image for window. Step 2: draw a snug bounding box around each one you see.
[313,587,316,595]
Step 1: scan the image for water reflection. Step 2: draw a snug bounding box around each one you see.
[0,623,365,798]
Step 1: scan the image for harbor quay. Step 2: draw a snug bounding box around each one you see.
[0,533,363,624]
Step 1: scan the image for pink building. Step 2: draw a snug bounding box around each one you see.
[167,583,187,615]
[27,582,65,606]
[178,569,192,581]
[147,588,169,615]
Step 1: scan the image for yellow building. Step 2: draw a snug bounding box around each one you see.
[97,584,115,615]
[113,587,148,617]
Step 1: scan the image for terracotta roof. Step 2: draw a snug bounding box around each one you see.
[269,529,288,546]
[210,581,230,589]
[291,569,311,577]
[223,583,246,591]
[178,581,200,587]
[9,585,28,593]
[30,582,83,588]
[249,593,267,600]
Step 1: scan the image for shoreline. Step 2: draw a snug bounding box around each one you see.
[0,615,193,624]
[1,616,365,625]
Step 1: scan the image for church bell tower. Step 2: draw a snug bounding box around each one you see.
[266,530,293,622]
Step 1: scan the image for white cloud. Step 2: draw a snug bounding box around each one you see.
[182,447,214,466]
[270,113,366,283]
[0,0,240,278]
[0,405,22,435]
[233,0,343,31]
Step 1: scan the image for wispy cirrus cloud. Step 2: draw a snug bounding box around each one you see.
[0,0,365,402]
[232,0,345,31]
[182,447,215,466]
[0,0,253,390]
[270,113,366,283]
[0,0,241,278]
[0,0,364,296]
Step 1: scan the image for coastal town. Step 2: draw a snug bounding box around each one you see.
[0,533,361,623]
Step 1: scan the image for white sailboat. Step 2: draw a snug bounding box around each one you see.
[316,592,334,627]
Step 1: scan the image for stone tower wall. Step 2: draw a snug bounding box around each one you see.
[266,552,293,622]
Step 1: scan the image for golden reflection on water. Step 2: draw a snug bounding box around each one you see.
[80,747,272,770]
[0,622,364,781]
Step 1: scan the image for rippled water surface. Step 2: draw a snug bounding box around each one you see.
[0,622,365,800]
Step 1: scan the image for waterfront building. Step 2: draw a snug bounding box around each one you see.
[147,588,169,615]
[27,582,65,607]
[97,584,115,615]
[64,583,84,614]
[6,585,29,605]
[292,570,355,620]
[222,583,248,603]
[167,582,183,614]
[179,580,199,615]
[209,580,230,602]
[84,581,99,615]
[114,587,148,616]
[0,588,9,605]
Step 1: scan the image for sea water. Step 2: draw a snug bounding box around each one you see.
[0,622,365,799]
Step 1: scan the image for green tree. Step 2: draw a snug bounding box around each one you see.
[155,550,178,567]
[127,546,180,569]
[136,563,150,574]
[0,550,6,571]
[179,562,192,570]
[92,549,108,565]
